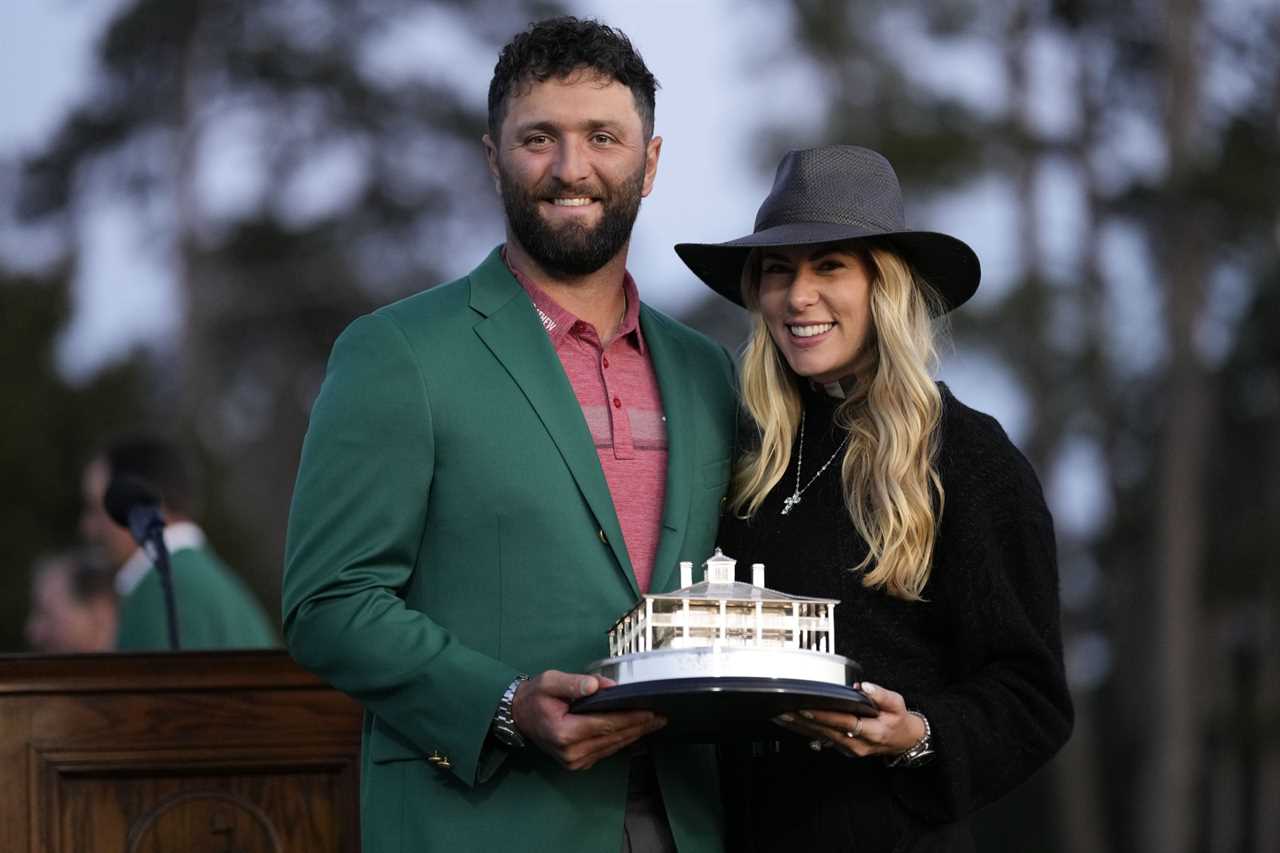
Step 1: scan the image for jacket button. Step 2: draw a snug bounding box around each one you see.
[598,529,608,545]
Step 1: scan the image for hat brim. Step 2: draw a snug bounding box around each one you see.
[675,222,980,313]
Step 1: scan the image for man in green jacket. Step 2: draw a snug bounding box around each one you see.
[283,16,736,853]
[80,435,278,651]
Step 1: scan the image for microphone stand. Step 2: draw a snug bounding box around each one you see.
[142,529,182,651]
[105,475,184,651]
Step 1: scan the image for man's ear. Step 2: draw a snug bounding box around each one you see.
[482,133,502,194]
[641,135,662,198]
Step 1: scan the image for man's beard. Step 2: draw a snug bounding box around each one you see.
[500,164,645,279]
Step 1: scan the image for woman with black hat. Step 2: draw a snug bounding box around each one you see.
[676,145,1073,851]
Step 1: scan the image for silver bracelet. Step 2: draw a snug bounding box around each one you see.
[491,675,529,749]
[886,710,934,768]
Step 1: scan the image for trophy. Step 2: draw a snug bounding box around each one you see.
[572,549,875,740]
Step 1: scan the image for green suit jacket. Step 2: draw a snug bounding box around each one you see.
[283,249,737,853]
[116,545,278,651]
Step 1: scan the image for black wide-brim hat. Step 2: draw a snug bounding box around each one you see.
[675,145,980,312]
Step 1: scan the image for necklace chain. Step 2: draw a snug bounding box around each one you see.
[780,410,849,516]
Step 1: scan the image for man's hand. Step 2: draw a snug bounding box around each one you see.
[511,670,666,770]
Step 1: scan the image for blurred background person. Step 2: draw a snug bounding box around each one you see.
[24,550,117,653]
[79,434,278,650]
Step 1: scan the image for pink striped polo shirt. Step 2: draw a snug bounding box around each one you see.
[504,253,667,593]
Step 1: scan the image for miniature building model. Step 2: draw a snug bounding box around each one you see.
[608,548,838,658]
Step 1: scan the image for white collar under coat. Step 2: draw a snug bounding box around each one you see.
[114,521,206,597]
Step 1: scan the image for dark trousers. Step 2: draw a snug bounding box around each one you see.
[621,753,677,853]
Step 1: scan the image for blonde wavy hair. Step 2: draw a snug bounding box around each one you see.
[730,243,947,600]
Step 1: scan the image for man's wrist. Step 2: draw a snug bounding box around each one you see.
[491,675,529,749]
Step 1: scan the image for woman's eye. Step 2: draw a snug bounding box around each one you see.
[761,264,790,275]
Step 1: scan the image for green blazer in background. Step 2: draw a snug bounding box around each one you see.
[116,545,278,651]
[283,248,737,853]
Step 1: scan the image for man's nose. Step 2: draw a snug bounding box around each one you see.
[551,138,591,186]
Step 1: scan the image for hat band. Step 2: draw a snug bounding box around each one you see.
[754,206,904,236]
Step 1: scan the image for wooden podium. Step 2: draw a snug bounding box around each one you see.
[0,651,362,853]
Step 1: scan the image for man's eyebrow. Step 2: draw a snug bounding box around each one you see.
[510,120,560,137]
[510,118,627,137]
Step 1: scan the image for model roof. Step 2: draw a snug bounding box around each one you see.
[645,579,839,605]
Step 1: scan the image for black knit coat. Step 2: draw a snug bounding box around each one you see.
[718,383,1073,853]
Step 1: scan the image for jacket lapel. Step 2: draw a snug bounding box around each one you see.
[641,307,694,595]
[469,249,637,597]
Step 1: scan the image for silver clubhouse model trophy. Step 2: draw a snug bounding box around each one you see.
[571,549,875,741]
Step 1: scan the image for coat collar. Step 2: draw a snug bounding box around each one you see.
[115,521,206,597]
[469,247,637,595]
[467,246,696,600]
[639,306,693,595]
[467,246,525,318]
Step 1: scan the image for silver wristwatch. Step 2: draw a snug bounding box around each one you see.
[887,710,934,768]
[491,675,529,749]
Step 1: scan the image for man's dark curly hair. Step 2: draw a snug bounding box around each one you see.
[488,17,659,141]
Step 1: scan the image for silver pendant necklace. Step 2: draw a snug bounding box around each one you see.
[780,410,849,516]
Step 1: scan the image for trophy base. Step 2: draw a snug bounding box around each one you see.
[570,676,876,742]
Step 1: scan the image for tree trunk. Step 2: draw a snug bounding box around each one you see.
[1139,0,1208,850]
[1053,15,1111,853]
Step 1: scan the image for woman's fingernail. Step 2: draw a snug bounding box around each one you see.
[777,713,794,723]
[861,682,877,695]
[798,710,815,720]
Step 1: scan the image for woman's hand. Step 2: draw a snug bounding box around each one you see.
[772,682,925,760]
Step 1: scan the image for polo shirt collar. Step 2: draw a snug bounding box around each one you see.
[502,247,646,353]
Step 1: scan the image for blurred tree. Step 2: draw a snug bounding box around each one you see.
[0,264,150,651]
[13,0,564,622]
[770,0,1280,851]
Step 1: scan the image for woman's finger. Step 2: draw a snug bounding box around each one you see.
[860,682,906,712]
[796,709,868,732]
[773,714,845,743]
[777,715,865,749]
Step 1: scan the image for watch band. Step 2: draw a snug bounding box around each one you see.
[887,710,934,768]
[491,675,529,749]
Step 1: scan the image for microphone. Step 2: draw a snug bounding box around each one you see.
[104,476,166,548]
[102,475,182,650]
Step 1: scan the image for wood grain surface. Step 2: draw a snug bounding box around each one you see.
[0,651,362,853]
